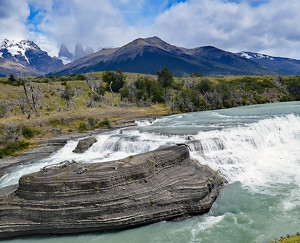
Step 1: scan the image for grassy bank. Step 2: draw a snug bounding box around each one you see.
[0,71,299,158]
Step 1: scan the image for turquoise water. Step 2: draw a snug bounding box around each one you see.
[2,101,300,243]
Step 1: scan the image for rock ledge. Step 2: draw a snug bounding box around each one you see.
[0,145,224,239]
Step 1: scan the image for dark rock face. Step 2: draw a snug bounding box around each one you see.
[0,145,224,239]
[25,48,63,74]
[74,43,85,60]
[58,43,73,60]
[72,136,97,153]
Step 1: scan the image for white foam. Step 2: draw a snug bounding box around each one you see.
[190,114,300,192]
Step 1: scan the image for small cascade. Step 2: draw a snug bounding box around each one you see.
[189,114,300,191]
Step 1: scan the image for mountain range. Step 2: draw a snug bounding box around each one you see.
[51,36,275,76]
[0,39,63,77]
[1,37,300,77]
[236,51,300,75]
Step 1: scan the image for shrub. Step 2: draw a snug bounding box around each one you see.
[48,119,66,127]
[87,117,97,129]
[78,122,88,132]
[22,126,40,139]
[0,140,29,158]
[97,118,111,128]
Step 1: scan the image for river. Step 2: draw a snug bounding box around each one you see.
[1,101,300,243]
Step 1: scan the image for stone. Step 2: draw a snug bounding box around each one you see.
[72,136,97,153]
[0,145,224,239]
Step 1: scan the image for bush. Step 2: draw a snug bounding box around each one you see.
[78,122,88,132]
[48,119,66,127]
[87,117,97,129]
[0,105,7,118]
[22,126,40,139]
[0,140,29,158]
[97,118,111,128]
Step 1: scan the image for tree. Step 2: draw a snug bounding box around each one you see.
[102,69,126,93]
[120,83,137,103]
[17,78,43,118]
[8,74,16,83]
[157,67,174,88]
[60,84,74,110]
[85,73,106,107]
[195,78,212,93]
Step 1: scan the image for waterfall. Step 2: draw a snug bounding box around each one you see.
[189,114,300,192]
[1,102,300,242]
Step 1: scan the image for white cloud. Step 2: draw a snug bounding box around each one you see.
[1,0,300,60]
[150,0,300,58]
[0,0,30,41]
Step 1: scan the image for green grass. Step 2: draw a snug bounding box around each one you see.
[0,140,30,158]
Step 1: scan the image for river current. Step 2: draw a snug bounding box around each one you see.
[1,101,300,243]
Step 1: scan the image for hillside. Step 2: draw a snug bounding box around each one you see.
[50,37,273,76]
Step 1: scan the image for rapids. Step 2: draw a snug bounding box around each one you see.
[1,101,300,243]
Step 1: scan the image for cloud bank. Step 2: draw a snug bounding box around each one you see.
[1,0,300,59]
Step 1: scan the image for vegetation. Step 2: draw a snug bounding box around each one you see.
[270,233,300,243]
[0,68,299,158]
[0,141,29,158]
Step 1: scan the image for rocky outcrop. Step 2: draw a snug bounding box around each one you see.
[72,136,97,153]
[58,43,73,60]
[0,145,224,239]
[74,43,85,61]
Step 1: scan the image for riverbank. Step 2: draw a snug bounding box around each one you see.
[0,111,164,175]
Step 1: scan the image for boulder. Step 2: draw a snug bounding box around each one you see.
[72,136,97,153]
[0,145,224,239]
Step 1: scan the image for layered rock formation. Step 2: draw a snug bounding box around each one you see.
[0,145,224,239]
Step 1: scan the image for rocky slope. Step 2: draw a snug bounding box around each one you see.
[0,39,63,76]
[0,145,224,239]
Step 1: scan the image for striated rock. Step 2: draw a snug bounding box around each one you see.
[0,145,224,239]
[72,136,97,153]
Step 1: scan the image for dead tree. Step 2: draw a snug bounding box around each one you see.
[60,84,74,110]
[17,78,43,118]
[85,73,106,107]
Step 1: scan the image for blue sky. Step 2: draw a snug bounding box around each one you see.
[1,0,300,59]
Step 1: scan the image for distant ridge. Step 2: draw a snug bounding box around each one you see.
[50,36,274,76]
[236,51,300,75]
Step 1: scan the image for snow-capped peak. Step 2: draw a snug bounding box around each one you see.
[238,51,275,61]
[0,39,41,64]
[240,52,253,59]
